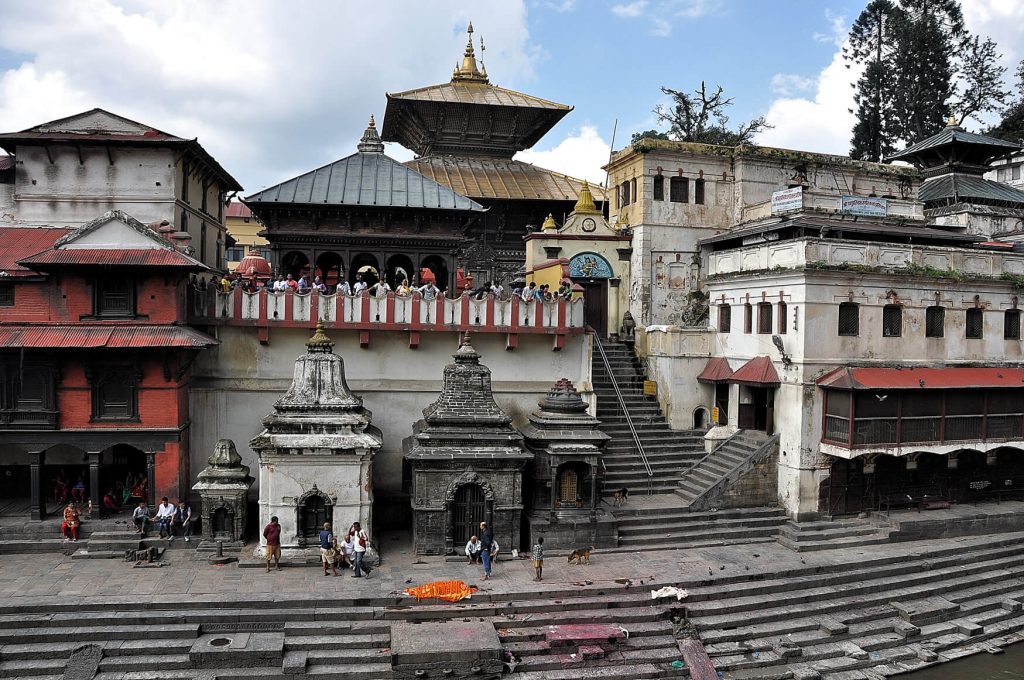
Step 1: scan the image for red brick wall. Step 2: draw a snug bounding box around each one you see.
[0,273,188,323]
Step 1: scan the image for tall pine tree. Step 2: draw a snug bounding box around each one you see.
[846,0,902,161]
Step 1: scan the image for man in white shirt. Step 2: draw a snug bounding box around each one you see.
[370,281,391,298]
[154,497,175,540]
[337,280,352,296]
[351,522,370,578]
[521,282,537,302]
[418,282,440,300]
[353,278,368,295]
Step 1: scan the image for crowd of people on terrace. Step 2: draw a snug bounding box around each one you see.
[191,271,577,302]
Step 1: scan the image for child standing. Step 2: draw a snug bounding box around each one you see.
[531,536,544,581]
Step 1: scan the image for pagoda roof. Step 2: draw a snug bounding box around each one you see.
[405,156,606,203]
[920,172,1024,208]
[888,124,1022,164]
[246,118,483,212]
[387,81,569,111]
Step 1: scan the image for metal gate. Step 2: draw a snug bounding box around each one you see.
[452,484,486,546]
[826,457,865,516]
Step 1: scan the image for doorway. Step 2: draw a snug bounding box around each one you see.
[451,484,486,547]
[821,457,865,516]
[738,387,772,432]
[298,493,332,542]
[578,279,608,337]
[714,383,730,425]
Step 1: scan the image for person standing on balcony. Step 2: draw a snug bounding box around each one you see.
[353,276,368,296]
[370,280,391,298]
[337,279,351,296]
[418,281,440,300]
[521,282,536,302]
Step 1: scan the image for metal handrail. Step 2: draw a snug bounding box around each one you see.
[591,331,653,494]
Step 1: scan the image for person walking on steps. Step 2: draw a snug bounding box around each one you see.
[319,522,339,577]
[479,521,494,580]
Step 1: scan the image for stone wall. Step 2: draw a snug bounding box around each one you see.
[716,452,778,510]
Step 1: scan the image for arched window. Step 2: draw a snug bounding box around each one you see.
[838,302,859,336]
[966,308,984,339]
[694,178,706,204]
[621,181,630,206]
[630,177,637,203]
[718,304,731,333]
[92,367,139,421]
[777,301,787,335]
[757,302,773,334]
[1005,309,1021,340]
[653,174,665,201]
[670,176,688,203]
[743,303,752,334]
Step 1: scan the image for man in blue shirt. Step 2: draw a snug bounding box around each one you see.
[479,521,494,580]
[319,522,339,577]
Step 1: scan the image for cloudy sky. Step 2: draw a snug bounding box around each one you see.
[1,0,1022,195]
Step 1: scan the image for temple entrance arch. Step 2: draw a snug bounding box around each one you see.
[350,253,380,288]
[280,251,310,279]
[420,255,449,293]
[451,483,487,547]
[554,462,592,510]
[570,252,614,338]
[315,252,344,287]
[386,254,416,289]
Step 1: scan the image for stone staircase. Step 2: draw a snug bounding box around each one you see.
[685,531,1024,678]
[612,504,788,551]
[776,517,894,552]
[0,586,684,679]
[674,430,777,510]
[592,340,705,496]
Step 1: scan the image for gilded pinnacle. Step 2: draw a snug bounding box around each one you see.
[306,319,334,352]
[573,180,599,214]
[542,213,558,231]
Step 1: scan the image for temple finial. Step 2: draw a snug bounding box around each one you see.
[947,114,959,127]
[357,114,385,153]
[452,20,488,83]
[573,180,599,214]
[307,320,335,352]
[542,213,558,231]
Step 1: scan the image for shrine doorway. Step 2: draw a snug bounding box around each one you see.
[451,483,487,547]
[296,488,333,546]
[350,253,380,287]
[210,506,234,540]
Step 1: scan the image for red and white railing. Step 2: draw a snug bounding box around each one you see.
[189,288,584,350]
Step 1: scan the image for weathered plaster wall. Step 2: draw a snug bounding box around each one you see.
[189,328,589,499]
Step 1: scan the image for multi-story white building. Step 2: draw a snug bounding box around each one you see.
[0,109,241,270]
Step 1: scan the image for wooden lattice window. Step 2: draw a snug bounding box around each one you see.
[718,304,731,333]
[694,178,706,204]
[559,469,578,503]
[838,302,859,336]
[1006,309,1021,340]
[882,304,902,337]
[0,285,13,307]
[653,175,664,201]
[925,306,945,338]
[966,308,984,339]
[670,176,688,203]
[743,303,752,334]
[757,302,773,334]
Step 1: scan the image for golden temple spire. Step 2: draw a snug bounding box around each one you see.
[947,114,959,128]
[357,114,384,153]
[452,21,488,83]
[306,320,334,352]
[542,213,558,231]
[573,180,599,214]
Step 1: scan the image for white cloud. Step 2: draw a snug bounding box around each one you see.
[0,0,538,193]
[537,0,576,11]
[651,17,673,37]
[515,125,611,185]
[813,9,847,48]
[611,1,647,18]
[770,73,815,97]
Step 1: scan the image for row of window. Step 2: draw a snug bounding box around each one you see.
[718,302,788,335]
[0,362,139,426]
[0,281,146,319]
[837,302,1019,340]
[618,175,706,208]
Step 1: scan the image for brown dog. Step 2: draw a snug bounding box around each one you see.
[568,546,594,565]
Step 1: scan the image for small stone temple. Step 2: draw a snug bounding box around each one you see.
[521,378,614,550]
[250,322,383,554]
[192,438,254,549]
[403,335,531,555]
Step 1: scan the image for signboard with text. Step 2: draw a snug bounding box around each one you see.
[771,187,803,214]
[841,195,888,217]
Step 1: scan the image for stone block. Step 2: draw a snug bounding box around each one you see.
[578,644,605,660]
[917,648,939,662]
[282,650,307,675]
[1002,599,1022,612]
[840,641,868,659]
[819,617,849,636]
[789,664,822,680]
[390,621,501,676]
[188,633,284,669]
[956,621,984,637]
[891,597,959,625]
[893,621,920,639]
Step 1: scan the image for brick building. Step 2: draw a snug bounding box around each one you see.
[0,210,215,519]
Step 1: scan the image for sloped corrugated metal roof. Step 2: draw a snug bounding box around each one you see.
[405,156,607,202]
[817,366,1024,390]
[245,151,484,211]
[731,356,780,386]
[697,357,734,383]
[920,173,1024,207]
[225,202,252,218]
[0,227,72,276]
[0,325,218,348]
[888,126,1022,162]
[387,82,569,110]
[19,248,205,268]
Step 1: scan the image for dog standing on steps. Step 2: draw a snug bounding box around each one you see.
[612,487,629,507]
[568,546,594,565]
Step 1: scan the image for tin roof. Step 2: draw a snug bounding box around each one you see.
[0,227,72,277]
[404,156,607,202]
[18,248,205,268]
[245,146,483,212]
[700,214,978,247]
[697,357,734,384]
[817,366,1024,390]
[224,202,252,218]
[919,173,1024,207]
[387,81,570,111]
[731,356,780,386]
[0,325,218,349]
[888,125,1022,163]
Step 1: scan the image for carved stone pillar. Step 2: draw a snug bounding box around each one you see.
[29,450,45,521]
[608,278,621,340]
[145,451,156,506]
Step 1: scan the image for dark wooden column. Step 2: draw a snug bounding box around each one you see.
[146,451,157,507]
[88,451,103,516]
[29,450,45,520]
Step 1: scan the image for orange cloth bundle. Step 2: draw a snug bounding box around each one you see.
[403,579,478,602]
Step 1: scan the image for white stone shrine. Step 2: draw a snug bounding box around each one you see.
[250,322,382,556]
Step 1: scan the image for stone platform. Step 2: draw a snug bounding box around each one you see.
[391,622,502,679]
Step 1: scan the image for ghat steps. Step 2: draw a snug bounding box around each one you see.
[674,430,776,510]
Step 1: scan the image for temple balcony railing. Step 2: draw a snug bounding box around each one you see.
[188,288,585,350]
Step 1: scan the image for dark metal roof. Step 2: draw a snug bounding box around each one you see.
[731,356,780,386]
[818,366,1024,390]
[387,82,570,110]
[920,173,1024,207]
[0,325,218,349]
[18,248,205,268]
[888,125,1022,162]
[245,150,483,212]
[0,227,72,276]
[405,156,607,202]
[700,215,978,246]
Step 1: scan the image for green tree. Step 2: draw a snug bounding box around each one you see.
[988,59,1024,142]
[630,129,670,145]
[845,0,903,161]
[652,81,770,146]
